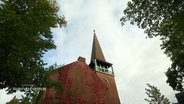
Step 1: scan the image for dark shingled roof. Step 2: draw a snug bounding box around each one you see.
[91,31,106,62]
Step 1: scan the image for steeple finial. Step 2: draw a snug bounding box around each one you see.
[90,31,106,62]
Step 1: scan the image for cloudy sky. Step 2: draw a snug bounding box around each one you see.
[0,0,178,104]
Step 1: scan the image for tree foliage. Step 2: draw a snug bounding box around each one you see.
[5,63,63,104]
[6,96,20,104]
[145,83,170,104]
[121,0,184,92]
[0,0,66,91]
[6,91,39,104]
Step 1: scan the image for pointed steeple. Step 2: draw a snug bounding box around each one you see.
[89,31,114,76]
[91,30,106,62]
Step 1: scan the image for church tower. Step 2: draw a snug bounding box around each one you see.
[89,31,120,104]
[38,31,120,104]
[89,31,114,76]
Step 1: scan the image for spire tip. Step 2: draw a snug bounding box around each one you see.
[93,30,95,34]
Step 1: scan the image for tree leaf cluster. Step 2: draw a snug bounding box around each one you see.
[145,83,170,104]
[5,63,64,104]
[121,0,184,92]
[5,90,40,104]
[0,0,66,92]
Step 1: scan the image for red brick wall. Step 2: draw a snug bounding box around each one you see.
[96,72,120,104]
[38,61,120,104]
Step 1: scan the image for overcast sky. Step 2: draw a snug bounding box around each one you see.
[0,0,178,103]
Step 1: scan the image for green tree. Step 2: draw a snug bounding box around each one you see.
[5,91,39,104]
[6,96,20,104]
[145,83,170,104]
[0,0,66,92]
[121,0,184,92]
[20,89,40,104]
[5,63,63,104]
